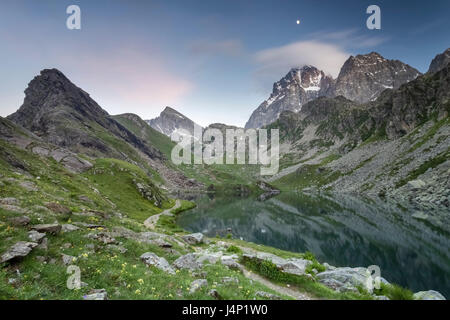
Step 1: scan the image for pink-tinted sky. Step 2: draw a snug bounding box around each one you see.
[0,0,449,126]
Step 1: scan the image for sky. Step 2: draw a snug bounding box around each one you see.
[0,0,449,127]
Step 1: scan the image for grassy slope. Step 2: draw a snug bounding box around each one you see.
[272,154,342,191]
[111,114,175,159]
[272,114,449,192]
[0,120,416,300]
[0,141,288,300]
[0,142,415,300]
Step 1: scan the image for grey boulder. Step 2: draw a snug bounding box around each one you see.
[28,230,46,243]
[62,224,80,233]
[413,290,446,300]
[316,267,388,293]
[182,233,204,245]
[32,223,61,234]
[255,291,282,300]
[83,289,107,300]
[140,252,175,274]
[8,216,31,226]
[173,253,202,271]
[0,241,38,263]
[62,254,76,266]
[189,279,208,293]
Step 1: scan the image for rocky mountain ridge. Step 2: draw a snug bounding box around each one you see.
[331,52,420,103]
[8,69,162,161]
[428,48,450,74]
[245,66,334,129]
[6,69,198,191]
[267,60,450,225]
[245,52,421,129]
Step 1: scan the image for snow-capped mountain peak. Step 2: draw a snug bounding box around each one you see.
[245,65,334,129]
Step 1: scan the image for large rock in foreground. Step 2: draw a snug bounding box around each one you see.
[0,241,38,263]
[243,252,312,276]
[316,267,388,293]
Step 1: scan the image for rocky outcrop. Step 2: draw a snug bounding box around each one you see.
[428,48,450,74]
[413,290,446,300]
[8,216,31,226]
[83,289,108,300]
[242,252,312,276]
[31,224,62,234]
[140,252,175,274]
[173,253,202,271]
[182,233,204,245]
[0,117,93,173]
[28,230,46,242]
[316,267,388,293]
[0,242,38,263]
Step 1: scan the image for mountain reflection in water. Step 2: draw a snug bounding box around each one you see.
[176,192,450,296]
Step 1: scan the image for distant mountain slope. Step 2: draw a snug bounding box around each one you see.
[246,52,421,129]
[428,48,450,74]
[112,113,175,158]
[147,106,201,138]
[0,116,92,174]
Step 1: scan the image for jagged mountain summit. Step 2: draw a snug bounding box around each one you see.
[245,52,421,128]
[268,62,449,216]
[331,52,421,103]
[245,66,334,129]
[147,106,202,138]
[428,48,450,74]
[7,68,162,161]
[6,68,204,190]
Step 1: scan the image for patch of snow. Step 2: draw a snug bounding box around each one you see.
[303,86,321,92]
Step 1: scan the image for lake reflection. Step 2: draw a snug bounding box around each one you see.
[176,192,450,296]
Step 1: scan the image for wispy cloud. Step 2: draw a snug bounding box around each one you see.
[252,29,388,90]
[308,28,388,48]
[254,40,350,82]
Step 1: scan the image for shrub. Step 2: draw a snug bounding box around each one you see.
[374,283,414,300]
[226,245,242,255]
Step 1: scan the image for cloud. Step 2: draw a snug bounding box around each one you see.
[254,40,350,80]
[189,39,244,57]
[252,29,388,90]
[309,29,388,48]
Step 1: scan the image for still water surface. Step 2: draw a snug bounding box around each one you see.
[177,192,450,296]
